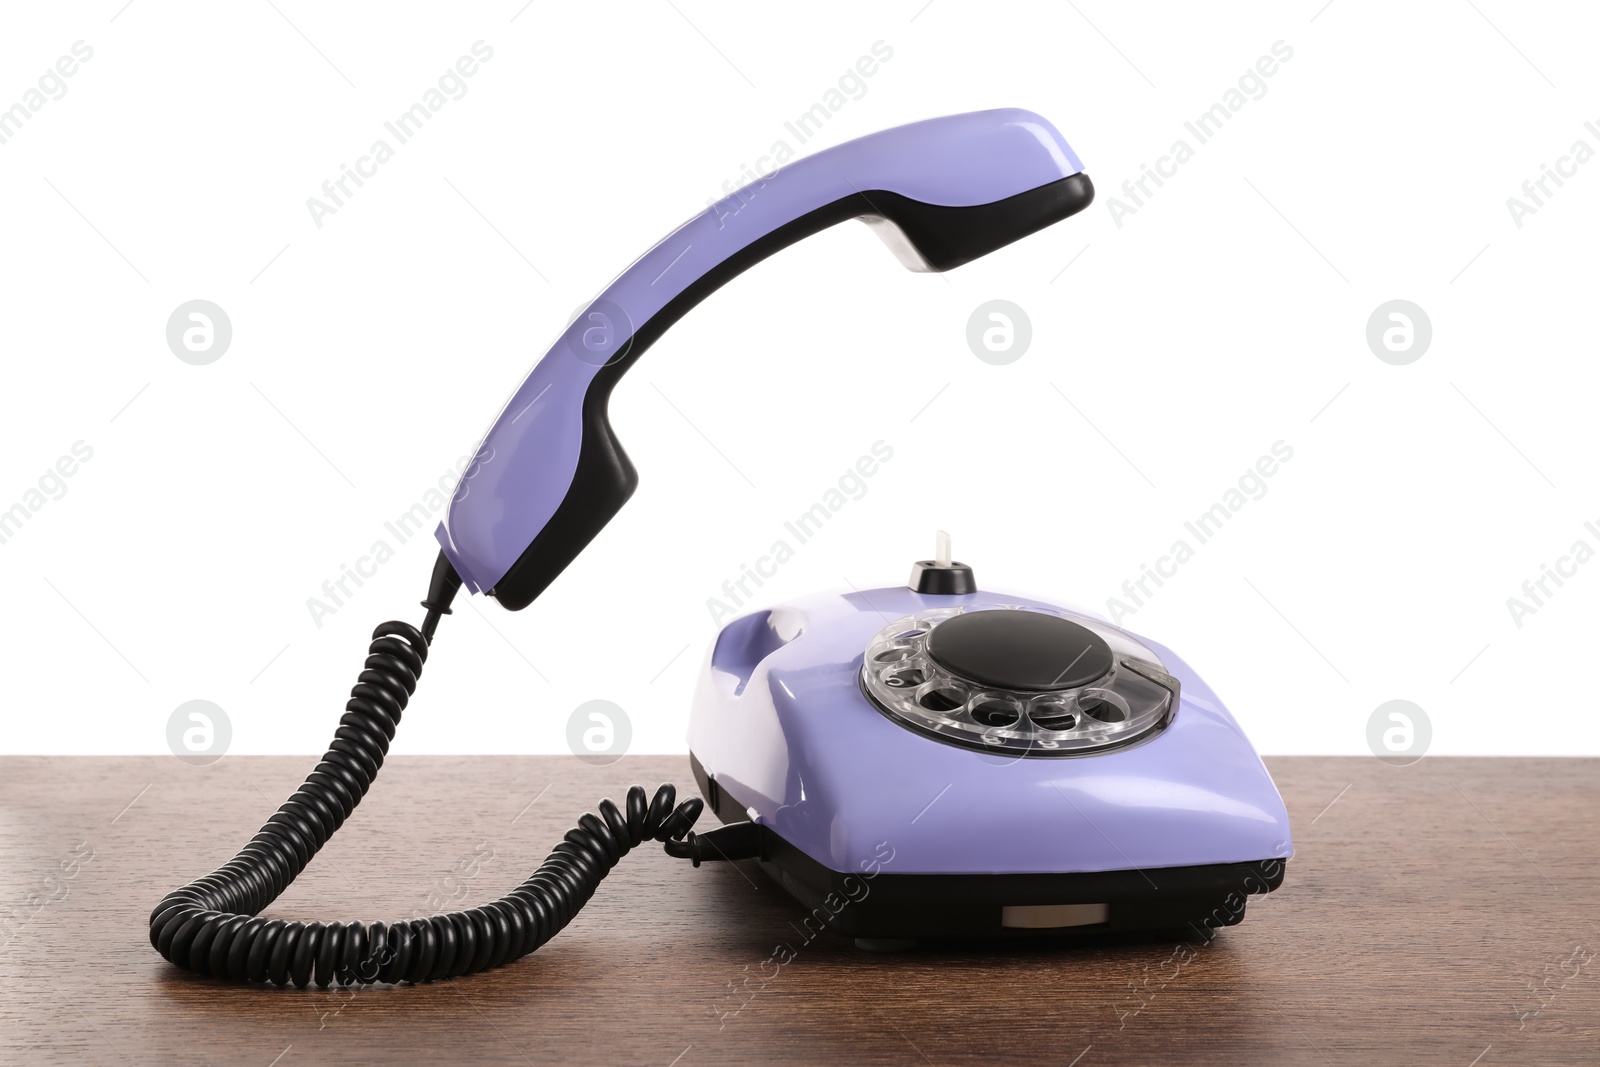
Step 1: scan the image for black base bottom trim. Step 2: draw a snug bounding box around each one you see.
[689,752,1286,941]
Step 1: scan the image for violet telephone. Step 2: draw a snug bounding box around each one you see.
[150,109,1292,986]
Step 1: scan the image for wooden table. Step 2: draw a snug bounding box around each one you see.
[2,756,1595,1065]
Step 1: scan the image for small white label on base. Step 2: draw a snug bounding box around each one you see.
[1000,902,1110,929]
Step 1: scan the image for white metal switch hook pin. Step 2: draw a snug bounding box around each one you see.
[910,530,976,595]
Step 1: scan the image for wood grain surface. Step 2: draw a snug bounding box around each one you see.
[1,755,1596,1066]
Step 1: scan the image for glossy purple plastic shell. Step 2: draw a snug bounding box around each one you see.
[434,109,1084,595]
[687,586,1295,877]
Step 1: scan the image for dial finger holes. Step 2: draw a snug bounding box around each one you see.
[861,609,1174,757]
[1031,704,1077,732]
[1079,690,1130,724]
[918,686,965,713]
[971,699,1021,727]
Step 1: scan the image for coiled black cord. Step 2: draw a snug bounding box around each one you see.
[148,554,704,987]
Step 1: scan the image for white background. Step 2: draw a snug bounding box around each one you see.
[1,1,1595,758]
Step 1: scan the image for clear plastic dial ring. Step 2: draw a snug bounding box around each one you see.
[859,605,1177,757]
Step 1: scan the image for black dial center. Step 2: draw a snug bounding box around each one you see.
[926,610,1113,691]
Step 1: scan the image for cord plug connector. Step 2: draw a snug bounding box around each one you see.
[663,821,767,867]
[420,551,464,642]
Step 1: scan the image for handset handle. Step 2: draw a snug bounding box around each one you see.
[437,108,1093,608]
